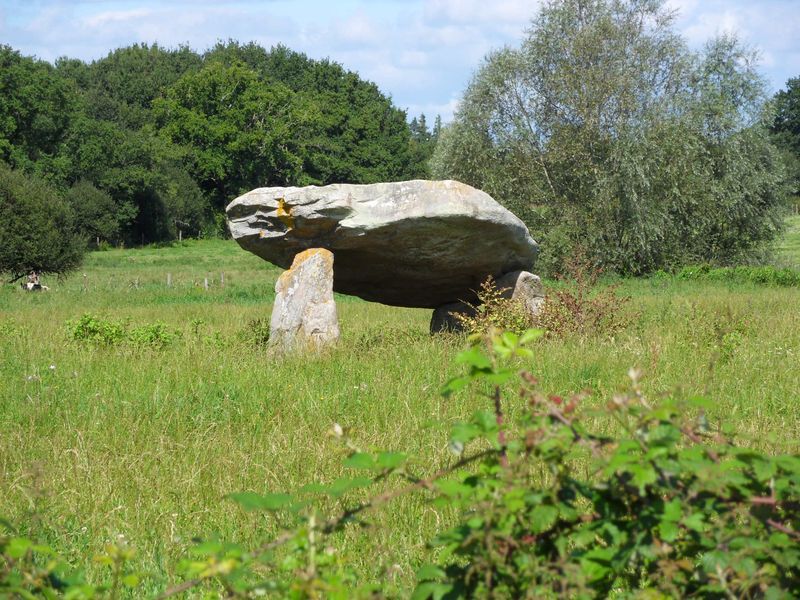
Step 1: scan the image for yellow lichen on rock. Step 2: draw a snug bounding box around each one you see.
[276,198,294,230]
[270,247,339,353]
[276,248,334,293]
[289,248,332,269]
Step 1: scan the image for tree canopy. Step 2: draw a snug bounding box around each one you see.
[0,42,434,246]
[0,164,85,281]
[432,0,789,275]
[771,77,800,197]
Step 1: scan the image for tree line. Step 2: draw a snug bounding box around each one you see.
[0,40,439,279]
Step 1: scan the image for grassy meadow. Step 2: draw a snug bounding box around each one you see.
[1,226,800,595]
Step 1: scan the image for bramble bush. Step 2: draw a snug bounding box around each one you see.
[533,258,632,338]
[454,276,534,336]
[3,330,799,598]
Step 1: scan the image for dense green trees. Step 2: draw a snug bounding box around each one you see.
[432,0,789,275]
[154,60,310,208]
[772,77,800,197]
[0,164,85,281]
[0,42,431,245]
[202,42,419,184]
[64,180,133,246]
[0,46,77,172]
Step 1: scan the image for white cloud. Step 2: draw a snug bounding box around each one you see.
[83,8,154,28]
[682,8,741,46]
[335,10,382,46]
[424,0,537,25]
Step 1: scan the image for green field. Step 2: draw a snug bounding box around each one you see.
[2,234,800,595]
[777,214,800,268]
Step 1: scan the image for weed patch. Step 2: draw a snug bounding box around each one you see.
[67,314,180,349]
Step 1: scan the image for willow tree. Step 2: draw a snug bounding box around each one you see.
[432,0,787,275]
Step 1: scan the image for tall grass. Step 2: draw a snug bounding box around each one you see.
[1,238,799,593]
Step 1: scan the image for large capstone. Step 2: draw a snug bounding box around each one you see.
[227,180,538,308]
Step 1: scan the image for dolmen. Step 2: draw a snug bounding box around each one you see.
[226,179,542,350]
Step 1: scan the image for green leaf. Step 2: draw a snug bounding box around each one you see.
[411,581,454,600]
[442,376,470,396]
[659,520,679,542]
[662,498,682,522]
[751,457,778,482]
[450,422,481,444]
[436,479,472,498]
[500,331,519,348]
[629,464,657,491]
[520,329,544,345]
[683,512,705,532]
[473,409,498,433]
[228,491,293,511]
[343,452,376,470]
[514,347,534,359]
[580,547,616,582]
[188,541,223,556]
[484,369,514,385]
[326,476,372,498]
[6,537,32,559]
[455,346,492,371]
[688,395,712,410]
[298,482,328,494]
[376,452,407,470]
[416,563,446,581]
[530,505,559,533]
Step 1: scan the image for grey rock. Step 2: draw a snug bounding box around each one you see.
[227,180,538,308]
[496,271,545,318]
[430,301,477,333]
[270,248,339,352]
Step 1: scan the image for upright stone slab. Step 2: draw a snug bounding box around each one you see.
[495,270,545,317]
[270,248,339,352]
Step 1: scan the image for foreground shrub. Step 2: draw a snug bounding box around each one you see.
[3,331,798,598]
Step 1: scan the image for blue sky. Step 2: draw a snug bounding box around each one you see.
[1,0,798,121]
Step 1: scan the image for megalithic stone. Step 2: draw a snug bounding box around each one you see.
[226,180,538,308]
[270,248,339,352]
[495,270,545,317]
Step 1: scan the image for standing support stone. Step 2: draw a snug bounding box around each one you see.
[270,248,339,352]
[495,270,545,317]
[430,301,477,333]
